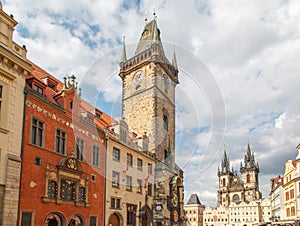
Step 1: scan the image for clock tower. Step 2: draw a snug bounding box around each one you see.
[119,18,185,226]
[119,18,179,165]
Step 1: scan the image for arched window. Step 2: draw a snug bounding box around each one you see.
[163,115,168,131]
[247,174,250,183]
[222,178,226,186]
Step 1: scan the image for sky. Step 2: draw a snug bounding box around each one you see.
[4,0,300,207]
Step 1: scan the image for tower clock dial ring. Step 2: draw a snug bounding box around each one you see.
[133,71,144,84]
[173,210,179,222]
[172,193,178,206]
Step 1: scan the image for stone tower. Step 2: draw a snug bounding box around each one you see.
[240,144,261,202]
[119,18,185,226]
[119,18,179,165]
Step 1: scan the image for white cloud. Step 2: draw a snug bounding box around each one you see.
[4,0,300,207]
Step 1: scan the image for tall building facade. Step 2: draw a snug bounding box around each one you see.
[19,62,111,225]
[0,3,32,226]
[217,145,262,207]
[105,120,155,226]
[119,18,185,226]
[270,175,284,222]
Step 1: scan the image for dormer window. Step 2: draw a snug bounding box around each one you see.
[33,84,43,94]
[95,113,101,119]
[48,83,55,90]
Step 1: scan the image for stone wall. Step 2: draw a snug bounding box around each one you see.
[1,154,21,226]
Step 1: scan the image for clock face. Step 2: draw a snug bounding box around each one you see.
[173,210,178,222]
[133,71,144,84]
[163,74,170,90]
[155,204,162,211]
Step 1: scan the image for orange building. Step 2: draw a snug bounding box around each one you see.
[19,61,113,226]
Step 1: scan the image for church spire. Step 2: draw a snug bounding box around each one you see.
[240,143,259,171]
[120,36,127,63]
[221,150,230,174]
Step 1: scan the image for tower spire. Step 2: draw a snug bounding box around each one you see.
[120,36,127,63]
[172,45,178,71]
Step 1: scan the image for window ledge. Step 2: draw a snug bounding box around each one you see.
[42,196,90,207]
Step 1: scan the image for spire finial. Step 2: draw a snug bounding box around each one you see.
[120,36,127,63]
[153,6,157,19]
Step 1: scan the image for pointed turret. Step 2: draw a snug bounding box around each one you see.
[172,46,178,71]
[221,150,230,174]
[120,36,127,64]
[240,143,259,172]
[135,19,162,55]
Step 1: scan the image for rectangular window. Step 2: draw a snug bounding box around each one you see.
[35,157,41,166]
[92,145,100,166]
[21,211,33,226]
[112,171,120,188]
[147,183,152,196]
[137,158,143,171]
[31,118,44,147]
[286,208,290,217]
[291,206,295,216]
[116,198,121,209]
[111,197,121,209]
[148,163,152,175]
[290,189,294,199]
[285,191,289,201]
[127,153,133,166]
[33,84,43,94]
[137,179,143,194]
[113,147,120,161]
[90,216,97,226]
[76,137,85,161]
[126,176,132,191]
[55,129,66,154]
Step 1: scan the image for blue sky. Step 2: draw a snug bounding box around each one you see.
[5,0,300,207]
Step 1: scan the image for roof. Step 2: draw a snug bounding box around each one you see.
[26,60,114,130]
[135,19,162,55]
[187,194,201,205]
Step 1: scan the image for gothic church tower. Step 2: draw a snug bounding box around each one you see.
[240,144,262,202]
[217,145,262,207]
